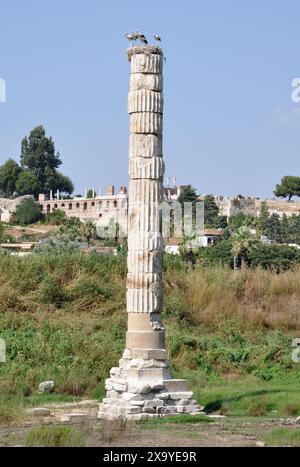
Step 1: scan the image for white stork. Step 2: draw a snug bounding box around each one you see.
[137,33,148,45]
[124,33,134,45]
[153,33,161,43]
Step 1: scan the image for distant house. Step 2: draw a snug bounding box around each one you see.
[165,238,182,255]
[197,229,224,247]
[165,229,224,255]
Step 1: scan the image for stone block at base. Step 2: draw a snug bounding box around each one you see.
[98,356,201,420]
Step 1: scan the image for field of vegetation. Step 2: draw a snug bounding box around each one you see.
[1,249,300,437]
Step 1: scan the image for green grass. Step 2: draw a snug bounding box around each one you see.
[23,393,80,407]
[264,428,300,447]
[0,395,24,424]
[1,252,300,425]
[24,425,85,447]
[188,375,300,418]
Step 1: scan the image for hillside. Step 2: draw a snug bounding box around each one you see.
[1,251,300,429]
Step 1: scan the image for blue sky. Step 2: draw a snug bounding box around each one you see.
[0,0,300,197]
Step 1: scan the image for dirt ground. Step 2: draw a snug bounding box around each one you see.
[0,400,293,447]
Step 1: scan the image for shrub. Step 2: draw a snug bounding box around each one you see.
[249,243,300,271]
[12,198,43,225]
[45,209,66,225]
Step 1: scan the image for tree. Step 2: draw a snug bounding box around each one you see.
[12,198,43,225]
[204,195,219,227]
[249,244,300,271]
[229,213,255,231]
[274,176,300,201]
[177,185,198,205]
[87,189,96,198]
[15,170,39,196]
[280,214,290,243]
[231,226,259,270]
[20,126,74,195]
[21,125,61,175]
[0,222,4,241]
[257,202,270,235]
[288,215,300,245]
[0,159,21,197]
[176,185,198,237]
[44,170,74,195]
[265,214,282,243]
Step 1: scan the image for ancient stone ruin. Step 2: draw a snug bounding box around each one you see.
[98,46,200,420]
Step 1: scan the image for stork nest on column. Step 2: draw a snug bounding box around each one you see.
[127,45,163,61]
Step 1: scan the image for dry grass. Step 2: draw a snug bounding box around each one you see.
[165,266,300,331]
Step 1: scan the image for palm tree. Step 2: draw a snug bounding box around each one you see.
[231,226,259,270]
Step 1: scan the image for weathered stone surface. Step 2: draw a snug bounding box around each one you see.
[144,399,164,408]
[99,47,199,421]
[129,134,162,158]
[130,400,145,406]
[59,413,86,423]
[126,330,166,349]
[128,383,152,395]
[127,313,163,330]
[38,381,54,394]
[129,179,163,204]
[127,287,163,313]
[127,250,163,274]
[120,357,168,369]
[128,90,163,114]
[157,406,177,415]
[130,112,163,134]
[131,53,163,74]
[128,203,161,233]
[130,73,163,92]
[149,382,165,391]
[129,156,164,180]
[125,367,172,380]
[123,348,167,362]
[121,392,143,402]
[31,408,51,417]
[126,273,162,290]
[169,392,193,400]
[176,405,199,414]
[127,233,163,253]
[105,379,114,391]
[113,382,128,392]
[110,367,121,377]
[162,380,189,393]
[142,406,156,414]
[125,406,141,415]
[106,390,119,399]
[157,392,170,400]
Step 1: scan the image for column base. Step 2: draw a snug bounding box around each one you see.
[98,348,201,421]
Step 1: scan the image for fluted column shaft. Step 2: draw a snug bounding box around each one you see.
[126,51,164,334]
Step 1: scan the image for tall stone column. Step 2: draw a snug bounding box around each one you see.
[98,46,200,420]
